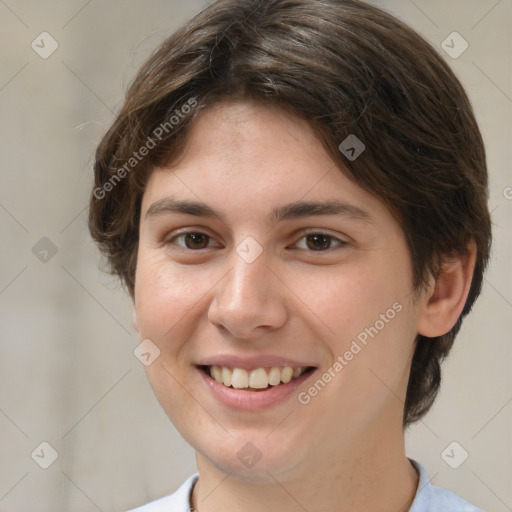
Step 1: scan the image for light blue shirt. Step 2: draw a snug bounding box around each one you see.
[126,459,483,511]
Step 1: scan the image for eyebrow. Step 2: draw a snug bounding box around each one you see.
[145,197,373,225]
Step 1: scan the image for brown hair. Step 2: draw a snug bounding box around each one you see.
[89,0,492,427]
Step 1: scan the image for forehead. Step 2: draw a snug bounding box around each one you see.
[141,99,391,224]
[174,99,330,172]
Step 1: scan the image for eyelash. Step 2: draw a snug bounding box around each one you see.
[164,230,348,253]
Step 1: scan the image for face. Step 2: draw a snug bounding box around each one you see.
[134,100,425,482]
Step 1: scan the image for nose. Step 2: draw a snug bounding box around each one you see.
[207,246,288,341]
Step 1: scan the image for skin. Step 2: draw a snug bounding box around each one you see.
[133,99,476,512]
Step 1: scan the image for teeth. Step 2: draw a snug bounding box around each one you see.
[221,366,232,387]
[210,365,222,383]
[231,368,249,389]
[249,368,269,389]
[207,365,307,390]
[281,366,294,383]
[268,366,281,386]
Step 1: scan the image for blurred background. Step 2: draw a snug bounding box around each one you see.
[0,0,510,510]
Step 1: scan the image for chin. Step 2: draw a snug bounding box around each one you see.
[193,429,309,483]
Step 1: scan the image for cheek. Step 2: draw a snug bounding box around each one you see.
[134,254,199,343]
[309,253,416,385]
[303,261,408,337]
[134,256,203,421]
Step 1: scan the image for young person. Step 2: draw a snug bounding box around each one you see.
[89,0,491,510]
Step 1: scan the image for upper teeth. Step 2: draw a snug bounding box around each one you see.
[209,365,306,389]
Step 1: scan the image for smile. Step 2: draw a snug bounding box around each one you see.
[202,365,314,391]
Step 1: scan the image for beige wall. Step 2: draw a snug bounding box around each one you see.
[0,1,510,510]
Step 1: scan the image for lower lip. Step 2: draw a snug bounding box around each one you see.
[197,367,316,411]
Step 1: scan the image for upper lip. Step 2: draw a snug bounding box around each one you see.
[197,354,317,370]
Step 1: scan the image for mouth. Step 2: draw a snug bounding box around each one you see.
[198,365,316,391]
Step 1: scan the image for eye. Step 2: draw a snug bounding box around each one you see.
[165,230,348,252]
[293,232,347,252]
[166,231,217,250]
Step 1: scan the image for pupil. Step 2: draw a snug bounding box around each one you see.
[307,234,329,251]
[186,233,207,249]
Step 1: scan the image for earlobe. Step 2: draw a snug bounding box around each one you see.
[417,240,477,338]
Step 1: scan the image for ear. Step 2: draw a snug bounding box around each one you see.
[417,240,477,338]
[132,308,139,332]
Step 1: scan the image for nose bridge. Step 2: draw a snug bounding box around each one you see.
[223,246,271,310]
[208,240,287,337]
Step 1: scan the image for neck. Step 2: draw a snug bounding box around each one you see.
[190,428,418,512]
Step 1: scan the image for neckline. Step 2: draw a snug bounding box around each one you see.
[187,459,421,511]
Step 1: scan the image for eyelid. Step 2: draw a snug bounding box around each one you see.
[297,228,349,243]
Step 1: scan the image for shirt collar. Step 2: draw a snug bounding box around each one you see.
[182,459,434,511]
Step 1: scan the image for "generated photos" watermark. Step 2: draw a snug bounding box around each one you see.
[93,97,198,200]
[298,301,403,405]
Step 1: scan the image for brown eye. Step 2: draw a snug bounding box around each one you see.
[167,232,214,250]
[294,232,347,252]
